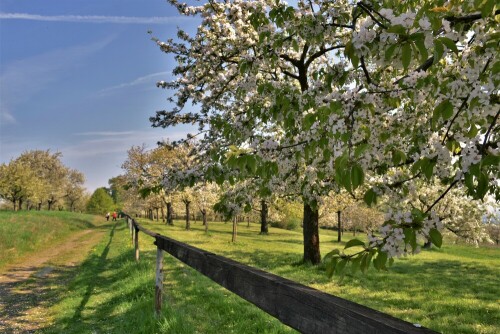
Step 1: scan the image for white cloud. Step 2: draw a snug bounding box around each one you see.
[0,110,16,124]
[64,129,188,158]
[97,71,169,95]
[75,131,136,137]
[0,12,194,25]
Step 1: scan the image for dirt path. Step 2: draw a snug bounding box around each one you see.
[0,228,107,333]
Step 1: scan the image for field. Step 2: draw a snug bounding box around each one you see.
[1,211,499,333]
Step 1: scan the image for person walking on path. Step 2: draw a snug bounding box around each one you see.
[105,212,110,221]
[112,211,117,221]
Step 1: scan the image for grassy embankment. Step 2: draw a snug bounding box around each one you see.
[0,210,101,270]
[39,216,499,334]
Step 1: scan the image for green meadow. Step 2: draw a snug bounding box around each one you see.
[1,211,498,333]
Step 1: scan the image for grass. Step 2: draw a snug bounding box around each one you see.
[3,211,498,333]
[131,218,500,334]
[41,220,296,334]
[0,210,101,270]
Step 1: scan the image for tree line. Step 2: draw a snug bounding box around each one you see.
[0,150,86,212]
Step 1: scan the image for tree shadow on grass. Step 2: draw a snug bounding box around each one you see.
[39,223,296,334]
[0,222,123,333]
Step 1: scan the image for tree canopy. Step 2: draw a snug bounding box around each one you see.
[149,0,499,271]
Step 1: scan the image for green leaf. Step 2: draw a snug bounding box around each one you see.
[433,39,444,62]
[385,44,397,61]
[411,208,426,223]
[354,143,369,158]
[351,256,362,274]
[439,37,458,54]
[404,227,417,251]
[360,253,369,273]
[363,188,378,207]
[411,159,424,175]
[481,0,496,17]
[326,257,339,278]
[492,61,500,75]
[414,36,429,62]
[477,172,489,199]
[387,24,407,35]
[481,154,500,167]
[429,228,442,248]
[373,251,388,271]
[401,43,412,70]
[344,239,366,249]
[350,164,365,190]
[422,159,436,180]
[392,149,407,166]
[247,155,257,173]
[433,100,454,122]
[335,258,348,275]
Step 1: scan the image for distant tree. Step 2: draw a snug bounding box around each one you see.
[194,182,219,233]
[64,169,86,212]
[109,175,130,210]
[323,192,355,242]
[0,160,38,211]
[15,150,69,210]
[86,188,114,215]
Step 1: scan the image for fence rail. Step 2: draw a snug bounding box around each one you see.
[122,213,437,334]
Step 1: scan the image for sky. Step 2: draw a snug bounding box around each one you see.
[0,0,199,192]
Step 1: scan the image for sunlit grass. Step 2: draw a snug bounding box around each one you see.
[0,210,100,269]
[43,220,295,334]
[134,218,500,334]
[30,214,499,334]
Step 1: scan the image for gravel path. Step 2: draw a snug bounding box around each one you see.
[0,229,105,333]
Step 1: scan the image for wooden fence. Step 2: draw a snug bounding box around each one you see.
[122,214,437,334]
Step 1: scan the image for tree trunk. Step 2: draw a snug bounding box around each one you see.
[37,202,42,211]
[202,209,208,233]
[232,216,237,242]
[247,216,250,228]
[185,201,191,230]
[156,208,159,221]
[166,202,173,225]
[303,203,321,264]
[19,199,23,210]
[260,200,269,234]
[12,199,17,211]
[48,200,52,211]
[337,211,342,243]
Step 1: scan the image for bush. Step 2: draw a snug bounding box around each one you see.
[86,188,114,214]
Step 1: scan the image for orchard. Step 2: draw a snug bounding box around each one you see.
[148,0,499,275]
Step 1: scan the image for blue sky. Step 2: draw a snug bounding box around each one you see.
[0,0,198,192]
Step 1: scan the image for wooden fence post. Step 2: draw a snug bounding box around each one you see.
[155,241,164,316]
[131,221,135,245]
[135,227,140,262]
[129,218,133,238]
